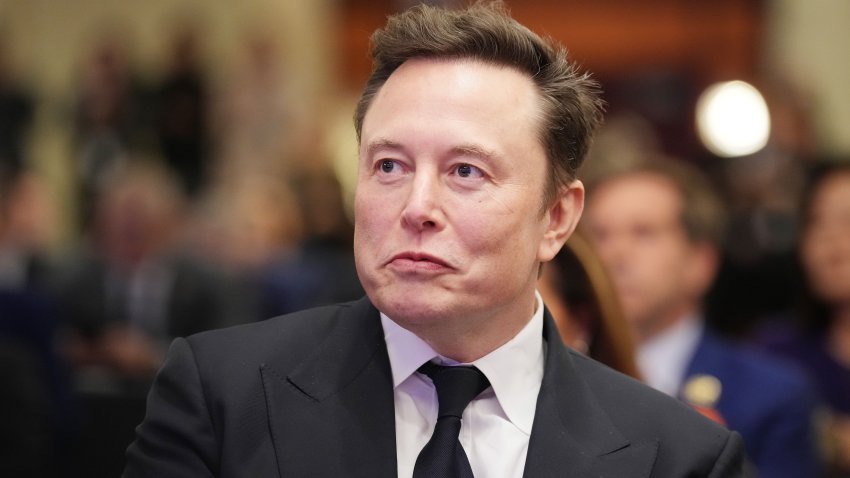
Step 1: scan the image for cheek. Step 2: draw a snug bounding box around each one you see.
[355,188,391,229]
[801,234,832,276]
[464,208,540,256]
[353,197,388,259]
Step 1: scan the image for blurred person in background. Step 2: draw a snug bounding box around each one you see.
[755,161,850,477]
[0,39,34,179]
[153,26,210,197]
[195,173,303,274]
[210,32,298,181]
[0,172,56,292]
[72,35,149,228]
[184,171,304,322]
[584,156,823,477]
[54,159,246,476]
[260,169,363,317]
[538,230,640,379]
[56,160,239,387]
[0,171,73,478]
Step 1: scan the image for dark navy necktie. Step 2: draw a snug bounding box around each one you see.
[413,362,491,478]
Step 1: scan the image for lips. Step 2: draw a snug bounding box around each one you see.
[387,252,452,270]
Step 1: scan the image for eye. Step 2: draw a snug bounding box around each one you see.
[379,159,398,173]
[454,163,483,179]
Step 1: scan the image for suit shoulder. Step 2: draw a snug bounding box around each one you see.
[570,351,733,441]
[184,298,371,364]
[696,333,814,401]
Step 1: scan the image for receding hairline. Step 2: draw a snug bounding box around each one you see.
[354,1,605,209]
[358,55,548,138]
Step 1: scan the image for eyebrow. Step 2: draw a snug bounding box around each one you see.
[364,139,404,158]
[451,143,500,161]
[365,139,500,161]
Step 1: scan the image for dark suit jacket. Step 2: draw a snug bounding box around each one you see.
[684,331,822,478]
[124,297,748,477]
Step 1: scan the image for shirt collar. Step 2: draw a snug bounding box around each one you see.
[380,291,546,435]
[637,313,703,396]
[381,313,440,389]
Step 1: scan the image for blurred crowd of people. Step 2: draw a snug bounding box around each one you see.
[537,154,850,478]
[1,26,362,477]
[1,16,849,478]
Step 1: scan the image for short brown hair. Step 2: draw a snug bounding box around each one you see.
[588,156,728,247]
[353,1,604,207]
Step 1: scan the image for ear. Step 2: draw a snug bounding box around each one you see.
[538,180,585,262]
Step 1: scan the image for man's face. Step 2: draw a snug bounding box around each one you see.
[354,58,580,339]
[585,173,707,339]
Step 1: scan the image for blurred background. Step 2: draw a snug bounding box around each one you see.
[0,0,847,476]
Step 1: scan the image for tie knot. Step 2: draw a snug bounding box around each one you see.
[419,362,490,419]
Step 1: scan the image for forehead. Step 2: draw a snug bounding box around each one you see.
[589,172,683,224]
[360,57,544,152]
[380,56,539,102]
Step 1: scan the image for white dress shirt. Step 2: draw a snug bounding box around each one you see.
[381,291,546,478]
[636,314,703,397]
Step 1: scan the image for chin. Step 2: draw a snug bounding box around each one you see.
[370,287,457,326]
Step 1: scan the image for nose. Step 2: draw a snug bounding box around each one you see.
[400,171,444,232]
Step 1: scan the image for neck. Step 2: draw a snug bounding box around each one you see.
[423,321,528,364]
[409,294,537,363]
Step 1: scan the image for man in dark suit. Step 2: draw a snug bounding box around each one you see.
[125,3,748,476]
[584,156,823,477]
[57,161,240,383]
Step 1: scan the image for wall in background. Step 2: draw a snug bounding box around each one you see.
[767,0,850,155]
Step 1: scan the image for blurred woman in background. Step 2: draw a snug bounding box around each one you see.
[539,230,641,379]
[757,161,850,477]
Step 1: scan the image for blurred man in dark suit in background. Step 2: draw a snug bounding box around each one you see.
[584,156,823,477]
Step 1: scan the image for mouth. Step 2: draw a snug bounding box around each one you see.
[387,252,452,272]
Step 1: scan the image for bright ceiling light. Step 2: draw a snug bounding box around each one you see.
[696,80,771,157]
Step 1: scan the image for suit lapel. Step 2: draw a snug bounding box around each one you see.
[258,301,658,477]
[523,311,658,478]
[680,331,729,419]
[260,298,397,477]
